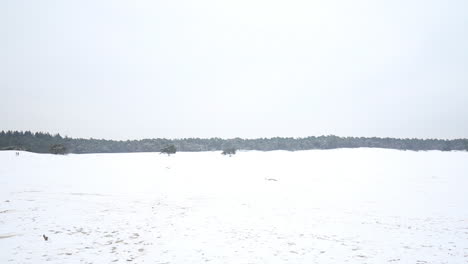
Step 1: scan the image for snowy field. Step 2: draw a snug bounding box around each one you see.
[1,149,467,264]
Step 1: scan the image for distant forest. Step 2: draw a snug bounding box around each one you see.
[1,131,468,154]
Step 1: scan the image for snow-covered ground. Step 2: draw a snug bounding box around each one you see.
[0,149,467,264]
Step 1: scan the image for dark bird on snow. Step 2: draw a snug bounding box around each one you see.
[43,234,48,241]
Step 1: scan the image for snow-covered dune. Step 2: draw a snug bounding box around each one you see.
[1,149,467,263]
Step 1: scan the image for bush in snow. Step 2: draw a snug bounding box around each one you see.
[160,145,177,155]
[49,144,67,155]
[222,148,237,156]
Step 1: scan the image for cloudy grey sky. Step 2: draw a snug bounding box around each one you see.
[1,0,467,140]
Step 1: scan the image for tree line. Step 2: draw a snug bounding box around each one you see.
[1,130,467,154]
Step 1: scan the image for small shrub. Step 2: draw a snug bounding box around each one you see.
[222,148,237,156]
[160,145,176,155]
[49,144,67,155]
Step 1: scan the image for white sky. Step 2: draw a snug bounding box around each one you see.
[1,0,467,140]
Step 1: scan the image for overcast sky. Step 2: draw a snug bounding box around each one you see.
[1,0,467,140]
